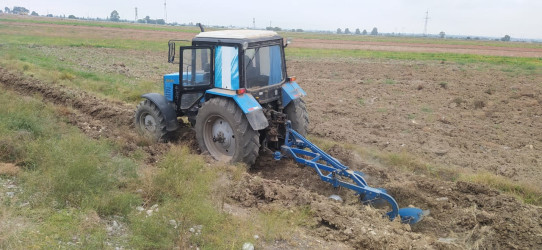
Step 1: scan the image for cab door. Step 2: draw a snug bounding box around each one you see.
[179,46,213,111]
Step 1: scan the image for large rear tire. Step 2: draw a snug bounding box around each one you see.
[285,98,309,137]
[134,99,168,141]
[196,97,260,165]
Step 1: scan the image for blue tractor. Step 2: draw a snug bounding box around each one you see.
[135,29,307,165]
[135,29,426,224]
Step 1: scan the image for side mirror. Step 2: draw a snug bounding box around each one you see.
[168,41,176,63]
[167,39,189,64]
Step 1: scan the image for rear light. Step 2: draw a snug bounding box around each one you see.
[236,88,247,95]
[287,76,297,82]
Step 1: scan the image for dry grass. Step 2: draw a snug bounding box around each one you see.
[0,162,20,176]
[460,172,542,205]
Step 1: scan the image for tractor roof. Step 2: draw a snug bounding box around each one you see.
[192,30,283,45]
[195,30,278,39]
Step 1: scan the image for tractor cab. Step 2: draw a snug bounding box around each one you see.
[166,30,290,116]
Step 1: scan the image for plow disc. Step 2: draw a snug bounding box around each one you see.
[274,121,428,224]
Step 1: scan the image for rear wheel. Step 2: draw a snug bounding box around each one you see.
[285,98,309,137]
[134,99,168,141]
[196,97,260,165]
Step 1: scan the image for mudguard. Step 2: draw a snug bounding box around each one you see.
[141,93,179,131]
[205,88,269,130]
[281,81,306,108]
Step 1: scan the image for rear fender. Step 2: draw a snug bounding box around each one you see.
[205,88,269,130]
[281,81,306,108]
[141,93,179,131]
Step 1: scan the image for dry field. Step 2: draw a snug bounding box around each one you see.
[1,15,541,249]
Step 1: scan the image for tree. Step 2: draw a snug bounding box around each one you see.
[344,28,351,34]
[355,28,361,35]
[46,14,53,17]
[370,27,378,35]
[296,28,303,32]
[362,29,367,35]
[4,7,10,14]
[31,11,38,16]
[156,19,166,25]
[68,15,76,19]
[439,31,446,39]
[336,28,342,34]
[0,9,3,14]
[501,35,511,42]
[144,16,151,23]
[12,6,29,15]
[110,10,120,22]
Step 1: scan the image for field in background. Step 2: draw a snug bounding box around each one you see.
[1,14,541,249]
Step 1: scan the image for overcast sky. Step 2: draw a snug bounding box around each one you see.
[3,0,542,39]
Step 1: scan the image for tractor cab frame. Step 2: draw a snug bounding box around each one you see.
[162,30,303,132]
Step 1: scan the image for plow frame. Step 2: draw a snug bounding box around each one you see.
[274,121,425,224]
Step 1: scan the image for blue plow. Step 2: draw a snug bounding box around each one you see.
[274,121,428,224]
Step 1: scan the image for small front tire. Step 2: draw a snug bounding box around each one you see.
[134,99,168,141]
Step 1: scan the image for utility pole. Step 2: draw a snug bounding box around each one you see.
[253,18,255,29]
[423,10,430,37]
[135,7,138,22]
[164,0,167,23]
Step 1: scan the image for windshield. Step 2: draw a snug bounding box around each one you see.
[244,45,284,88]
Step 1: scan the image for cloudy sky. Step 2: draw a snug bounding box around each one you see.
[3,0,542,39]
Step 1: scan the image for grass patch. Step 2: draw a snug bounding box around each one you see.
[0,45,163,103]
[420,106,433,113]
[141,146,253,249]
[384,79,396,85]
[0,89,305,248]
[460,172,542,205]
[0,90,140,247]
[286,47,542,71]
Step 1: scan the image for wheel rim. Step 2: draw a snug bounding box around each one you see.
[139,112,157,133]
[203,115,235,161]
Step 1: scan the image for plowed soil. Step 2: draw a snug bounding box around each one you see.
[290,58,542,185]
[2,60,541,249]
[0,65,542,249]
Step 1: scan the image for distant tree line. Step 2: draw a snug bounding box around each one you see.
[136,17,165,25]
[4,6,30,15]
[337,27,376,35]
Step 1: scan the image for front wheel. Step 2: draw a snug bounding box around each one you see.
[134,99,169,141]
[196,97,260,165]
